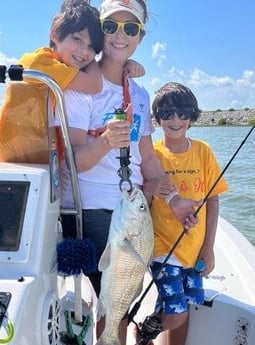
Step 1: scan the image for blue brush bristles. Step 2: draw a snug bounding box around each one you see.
[57,238,97,276]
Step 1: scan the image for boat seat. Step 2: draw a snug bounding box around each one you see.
[0,81,60,164]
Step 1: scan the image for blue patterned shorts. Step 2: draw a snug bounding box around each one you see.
[151,261,204,315]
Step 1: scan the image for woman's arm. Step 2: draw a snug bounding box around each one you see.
[69,119,130,173]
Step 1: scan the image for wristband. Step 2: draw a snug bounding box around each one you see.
[165,191,179,205]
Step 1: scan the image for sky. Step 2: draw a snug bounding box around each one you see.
[1,0,255,111]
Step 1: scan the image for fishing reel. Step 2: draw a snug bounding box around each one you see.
[135,313,162,345]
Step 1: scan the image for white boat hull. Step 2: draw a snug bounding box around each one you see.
[0,162,254,345]
[126,217,255,345]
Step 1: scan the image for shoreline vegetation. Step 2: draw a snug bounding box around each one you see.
[153,108,255,126]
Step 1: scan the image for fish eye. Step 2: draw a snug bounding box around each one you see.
[139,203,146,211]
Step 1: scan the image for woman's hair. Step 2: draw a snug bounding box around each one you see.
[137,0,148,37]
[49,1,104,54]
[152,82,201,124]
[137,0,148,25]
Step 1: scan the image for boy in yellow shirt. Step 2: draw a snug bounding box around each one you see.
[142,82,228,345]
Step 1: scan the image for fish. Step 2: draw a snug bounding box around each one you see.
[95,187,154,345]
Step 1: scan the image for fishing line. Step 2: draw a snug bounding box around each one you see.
[128,123,255,325]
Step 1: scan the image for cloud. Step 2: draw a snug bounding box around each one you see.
[152,42,167,66]
[148,64,255,111]
[188,69,255,110]
[0,51,18,67]
[0,52,18,106]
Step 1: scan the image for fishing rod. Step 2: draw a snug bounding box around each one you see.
[128,123,255,332]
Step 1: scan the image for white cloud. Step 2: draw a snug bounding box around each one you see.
[150,77,161,87]
[0,52,18,106]
[148,64,255,111]
[152,42,167,66]
[152,42,167,58]
[147,40,255,110]
[0,51,18,67]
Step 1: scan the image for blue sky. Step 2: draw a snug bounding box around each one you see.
[1,0,255,110]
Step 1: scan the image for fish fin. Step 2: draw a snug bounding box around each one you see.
[98,243,111,271]
[123,238,151,273]
[96,296,106,321]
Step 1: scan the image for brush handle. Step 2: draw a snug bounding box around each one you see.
[74,275,83,322]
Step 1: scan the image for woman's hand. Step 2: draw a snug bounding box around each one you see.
[102,119,130,149]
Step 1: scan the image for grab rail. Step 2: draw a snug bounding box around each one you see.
[0,65,83,239]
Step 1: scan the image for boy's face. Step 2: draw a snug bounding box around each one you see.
[159,111,191,140]
[51,28,96,69]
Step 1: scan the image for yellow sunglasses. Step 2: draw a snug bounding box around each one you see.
[101,19,143,37]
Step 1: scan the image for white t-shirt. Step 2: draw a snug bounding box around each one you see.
[58,77,154,210]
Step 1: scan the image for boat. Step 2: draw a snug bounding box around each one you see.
[0,66,254,345]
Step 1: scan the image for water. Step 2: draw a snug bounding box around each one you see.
[152,126,255,246]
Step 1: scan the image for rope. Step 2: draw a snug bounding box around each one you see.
[0,318,14,344]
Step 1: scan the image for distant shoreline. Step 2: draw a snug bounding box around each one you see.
[152,109,255,126]
[195,109,255,126]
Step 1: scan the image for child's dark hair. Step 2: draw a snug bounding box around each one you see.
[60,0,90,12]
[50,1,104,54]
[152,82,201,125]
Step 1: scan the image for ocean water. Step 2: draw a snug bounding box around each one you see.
[152,126,255,246]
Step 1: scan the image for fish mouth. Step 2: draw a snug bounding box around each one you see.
[128,187,138,201]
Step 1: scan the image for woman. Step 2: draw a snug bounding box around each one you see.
[59,1,199,343]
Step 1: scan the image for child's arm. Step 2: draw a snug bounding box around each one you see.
[124,59,145,78]
[19,48,102,94]
[69,60,102,94]
[70,59,144,92]
[198,195,219,276]
[19,48,143,93]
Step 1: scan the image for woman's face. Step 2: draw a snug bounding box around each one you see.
[102,11,142,63]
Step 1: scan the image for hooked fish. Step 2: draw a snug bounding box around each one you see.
[95,187,154,345]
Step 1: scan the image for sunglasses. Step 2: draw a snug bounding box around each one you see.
[157,107,194,121]
[101,19,143,37]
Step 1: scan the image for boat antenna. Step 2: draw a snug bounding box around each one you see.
[128,123,255,326]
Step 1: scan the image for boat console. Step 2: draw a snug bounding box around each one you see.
[0,66,94,345]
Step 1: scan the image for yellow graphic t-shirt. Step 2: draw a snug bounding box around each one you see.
[151,139,228,267]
